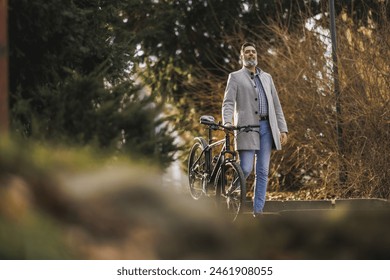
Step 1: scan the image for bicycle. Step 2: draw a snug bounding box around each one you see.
[187,115,259,221]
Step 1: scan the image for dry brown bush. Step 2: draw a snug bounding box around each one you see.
[333,11,389,198]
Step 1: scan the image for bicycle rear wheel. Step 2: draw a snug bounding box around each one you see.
[187,138,207,200]
[215,162,246,221]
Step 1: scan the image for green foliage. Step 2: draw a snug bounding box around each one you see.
[1,137,390,260]
[8,0,177,167]
[11,73,177,167]
[0,212,75,259]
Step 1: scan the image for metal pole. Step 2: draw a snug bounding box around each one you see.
[0,0,9,135]
[329,0,346,184]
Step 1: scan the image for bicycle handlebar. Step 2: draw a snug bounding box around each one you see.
[199,115,259,133]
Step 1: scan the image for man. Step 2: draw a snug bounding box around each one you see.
[222,42,288,217]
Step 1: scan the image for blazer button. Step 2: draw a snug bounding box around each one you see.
[255,98,258,101]
[255,111,258,114]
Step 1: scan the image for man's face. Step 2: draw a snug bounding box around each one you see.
[241,46,257,68]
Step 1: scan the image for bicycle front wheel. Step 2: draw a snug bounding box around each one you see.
[214,161,246,221]
[187,138,207,200]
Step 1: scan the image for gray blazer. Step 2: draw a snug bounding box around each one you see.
[222,67,288,150]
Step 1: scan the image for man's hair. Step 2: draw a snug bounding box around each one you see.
[240,42,256,53]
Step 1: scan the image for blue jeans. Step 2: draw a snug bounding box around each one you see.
[238,120,273,214]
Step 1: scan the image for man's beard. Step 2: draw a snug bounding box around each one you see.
[243,57,257,67]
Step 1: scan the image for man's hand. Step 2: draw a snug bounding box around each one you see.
[280,132,288,146]
[223,122,234,132]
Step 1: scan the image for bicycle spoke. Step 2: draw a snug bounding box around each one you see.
[226,177,240,195]
[215,162,246,222]
[188,141,207,200]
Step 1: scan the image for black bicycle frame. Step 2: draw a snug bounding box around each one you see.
[202,126,237,192]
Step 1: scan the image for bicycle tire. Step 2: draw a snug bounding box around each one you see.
[214,161,246,222]
[187,138,208,200]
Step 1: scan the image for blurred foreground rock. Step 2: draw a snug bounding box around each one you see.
[1,138,390,259]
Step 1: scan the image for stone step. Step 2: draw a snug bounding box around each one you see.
[243,198,390,214]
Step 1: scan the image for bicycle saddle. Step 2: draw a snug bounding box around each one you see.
[199,115,215,125]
